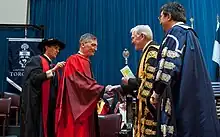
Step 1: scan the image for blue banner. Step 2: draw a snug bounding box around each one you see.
[7,38,42,94]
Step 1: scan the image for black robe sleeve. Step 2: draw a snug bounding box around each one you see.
[121,77,141,97]
[23,56,48,90]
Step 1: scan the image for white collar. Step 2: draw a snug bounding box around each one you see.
[78,51,84,55]
[77,51,90,61]
[142,40,153,52]
[43,54,52,62]
[172,22,184,27]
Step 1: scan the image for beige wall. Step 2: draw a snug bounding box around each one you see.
[0,0,29,24]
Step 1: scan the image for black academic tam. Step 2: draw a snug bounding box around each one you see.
[38,38,65,52]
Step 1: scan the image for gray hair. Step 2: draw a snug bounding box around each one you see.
[79,33,97,43]
[130,25,153,40]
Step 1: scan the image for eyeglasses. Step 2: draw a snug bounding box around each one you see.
[158,12,170,21]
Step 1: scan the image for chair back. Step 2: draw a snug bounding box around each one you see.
[0,98,12,115]
[4,92,20,107]
[98,113,122,137]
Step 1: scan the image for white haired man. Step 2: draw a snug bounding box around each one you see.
[121,25,160,137]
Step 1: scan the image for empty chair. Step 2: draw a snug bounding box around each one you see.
[3,92,20,126]
[98,113,122,137]
[0,97,12,137]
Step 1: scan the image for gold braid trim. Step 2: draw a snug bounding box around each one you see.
[136,99,143,137]
[138,47,158,99]
[145,129,156,135]
[161,124,174,136]
[145,120,157,126]
[135,44,159,137]
[146,66,156,73]
[165,98,171,116]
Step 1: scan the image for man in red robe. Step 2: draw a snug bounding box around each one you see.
[21,39,66,137]
[55,33,111,137]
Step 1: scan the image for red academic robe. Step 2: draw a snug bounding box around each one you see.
[41,56,60,137]
[55,54,104,137]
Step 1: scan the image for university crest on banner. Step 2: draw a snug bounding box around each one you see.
[6,38,42,94]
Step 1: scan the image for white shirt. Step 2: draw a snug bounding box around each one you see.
[43,54,54,78]
[172,22,184,28]
[78,51,84,55]
[43,54,52,62]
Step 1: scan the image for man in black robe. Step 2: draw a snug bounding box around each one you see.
[20,38,66,137]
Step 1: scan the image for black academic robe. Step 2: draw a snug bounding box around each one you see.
[121,41,160,137]
[20,55,59,137]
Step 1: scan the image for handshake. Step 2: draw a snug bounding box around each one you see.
[104,77,130,96]
[104,85,122,96]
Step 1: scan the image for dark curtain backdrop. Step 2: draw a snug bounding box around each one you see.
[30,0,220,86]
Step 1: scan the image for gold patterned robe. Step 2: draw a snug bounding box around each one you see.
[121,41,160,137]
[134,41,160,137]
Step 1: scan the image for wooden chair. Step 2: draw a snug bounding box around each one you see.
[3,92,20,126]
[212,82,220,119]
[98,113,122,137]
[0,97,12,137]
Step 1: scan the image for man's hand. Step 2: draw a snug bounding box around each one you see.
[121,77,129,85]
[52,61,66,72]
[105,85,122,96]
[105,85,113,92]
[105,85,114,96]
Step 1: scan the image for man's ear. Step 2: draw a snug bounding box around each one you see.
[45,45,49,50]
[141,34,146,39]
[168,13,172,21]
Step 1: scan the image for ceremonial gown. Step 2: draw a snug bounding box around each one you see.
[154,22,220,137]
[55,53,104,137]
[121,41,160,137]
[21,55,60,137]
